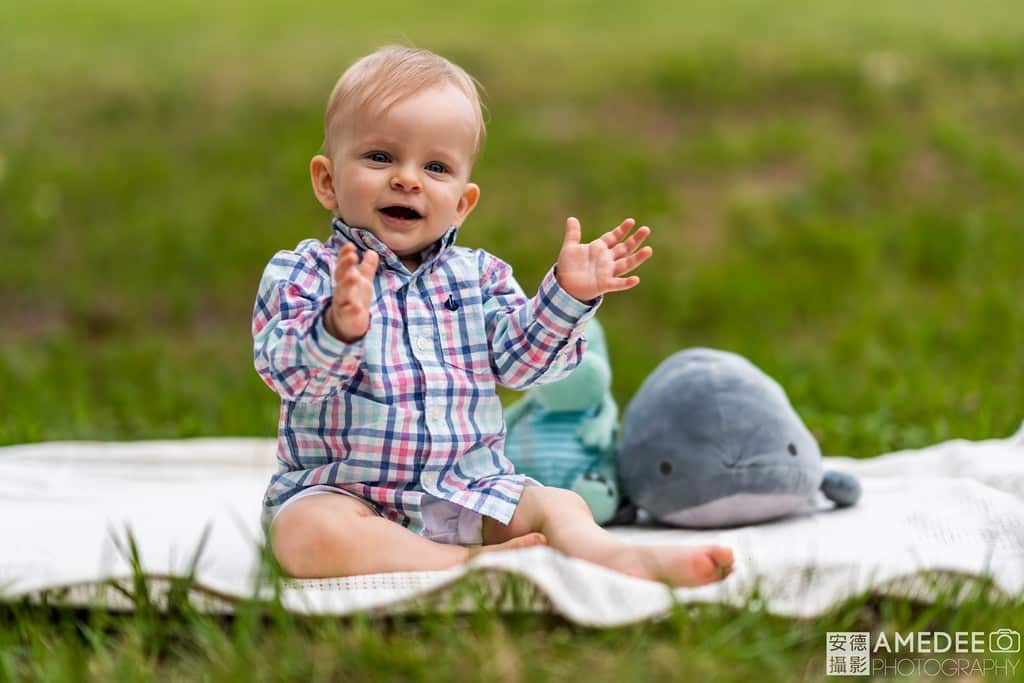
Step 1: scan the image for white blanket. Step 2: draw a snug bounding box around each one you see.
[2,424,1022,626]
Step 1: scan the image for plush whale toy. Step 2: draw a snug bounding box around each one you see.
[618,348,861,528]
[504,319,621,524]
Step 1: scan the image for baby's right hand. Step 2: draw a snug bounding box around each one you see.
[326,242,380,342]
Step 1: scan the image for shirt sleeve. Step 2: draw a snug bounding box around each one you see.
[252,241,364,402]
[478,250,601,390]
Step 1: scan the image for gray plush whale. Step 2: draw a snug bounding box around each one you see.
[618,348,860,528]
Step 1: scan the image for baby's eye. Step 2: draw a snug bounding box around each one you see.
[425,161,448,174]
[367,152,391,163]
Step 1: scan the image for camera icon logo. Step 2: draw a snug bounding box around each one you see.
[990,629,1020,653]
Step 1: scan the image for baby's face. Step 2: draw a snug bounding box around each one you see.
[325,84,480,264]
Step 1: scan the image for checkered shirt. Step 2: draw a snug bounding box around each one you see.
[253,218,600,533]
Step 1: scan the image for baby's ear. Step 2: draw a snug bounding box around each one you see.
[454,182,480,225]
[310,155,338,211]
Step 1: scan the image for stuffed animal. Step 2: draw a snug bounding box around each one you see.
[504,318,622,524]
[618,348,861,528]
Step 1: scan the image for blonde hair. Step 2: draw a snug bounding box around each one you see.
[322,46,486,159]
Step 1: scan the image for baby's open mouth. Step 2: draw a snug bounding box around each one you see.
[380,206,423,220]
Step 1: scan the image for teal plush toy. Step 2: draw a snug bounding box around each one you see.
[503,318,621,524]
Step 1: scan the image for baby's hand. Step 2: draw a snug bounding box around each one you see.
[326,243,380,342]
[555,217,652,302]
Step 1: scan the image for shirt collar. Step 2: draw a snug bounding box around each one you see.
[330,217,459,274]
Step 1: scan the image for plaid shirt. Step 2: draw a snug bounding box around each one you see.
[254,218,600,533]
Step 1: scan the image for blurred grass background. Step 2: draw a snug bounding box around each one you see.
[2,2,1024,680]
[2,1,1022,453]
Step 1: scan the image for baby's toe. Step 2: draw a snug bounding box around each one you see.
[689,545,735,585]
[524,532,547,546]
[509,532,546,549]
[709,545,734,570]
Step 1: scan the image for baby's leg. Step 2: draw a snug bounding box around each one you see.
[271,493,545,578]
[483,486,734,587]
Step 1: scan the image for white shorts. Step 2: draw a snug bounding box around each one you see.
[263,485,485,546]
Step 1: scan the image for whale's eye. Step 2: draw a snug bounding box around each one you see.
[659,461,672,476]
[788,443,798,456]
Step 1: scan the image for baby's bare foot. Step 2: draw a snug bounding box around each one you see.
[617,544,734,587]
[468,532,547,560]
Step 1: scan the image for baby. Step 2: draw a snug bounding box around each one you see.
[253,46,734,586]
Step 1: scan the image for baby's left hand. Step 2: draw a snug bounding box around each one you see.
[555,217,653,302]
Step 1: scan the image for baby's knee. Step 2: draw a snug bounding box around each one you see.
[269,508,323,577]
[528,486,592,520]
[269,496,371,577]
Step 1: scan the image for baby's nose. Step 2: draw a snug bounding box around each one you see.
[390,172,421,192]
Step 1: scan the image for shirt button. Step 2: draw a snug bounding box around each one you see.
[429,407,444,421]
[415,336,432,352]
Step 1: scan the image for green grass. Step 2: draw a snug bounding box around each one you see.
[3,554,1023,682]
[2,0,1024,679]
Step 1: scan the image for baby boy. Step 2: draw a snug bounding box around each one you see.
[253,46,734,586]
